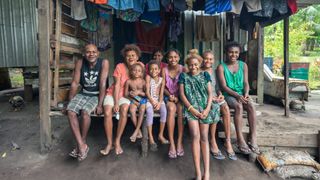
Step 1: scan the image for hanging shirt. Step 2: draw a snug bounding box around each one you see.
[205,0,232,14]
[196,15,220,42]
[231,0,262,15]
[253,0,287,18]
[287,0,298,14]
[71,0,87,20]
[81,1,99,31]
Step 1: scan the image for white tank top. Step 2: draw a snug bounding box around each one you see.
[150,77,163,102]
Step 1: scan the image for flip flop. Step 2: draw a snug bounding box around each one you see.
[237,145,252,155]
[150,143,158,152]
[77,146,89,161]
[176,149,184,157]
[168,150,177,159]
[248,143,261,155]
[210,150,225,160]
[226,151,237,161]
[69,148,78,158]
[100,146,113,156]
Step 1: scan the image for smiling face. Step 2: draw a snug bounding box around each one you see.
[153,51,163,62]
[227,46,240,63]
[148,63,160,78]
[125,50,139,66]
[187,58,201,75]
[130,64,143,79]
[167,51,180,67]
[85,44,99,63]
[203,52,215,69]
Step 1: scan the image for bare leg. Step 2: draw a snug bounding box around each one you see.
[209,123,219,152]
[200,123,210,180]
[114,104,129,155]
[148,125,155,144]
[101,105,113,155]
[188,120,201,180]
[220,103,234,153]
[68,111,87,154]
[176,102,184,154]
[229,101,247,148]
[129,104,138,142]
[158,122,168,143]
[243,102,257,146]
[80,110,91,144]
[131,104,146,141]
[166,102,177,154]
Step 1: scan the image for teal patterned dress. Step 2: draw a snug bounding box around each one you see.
[178,71,220,124]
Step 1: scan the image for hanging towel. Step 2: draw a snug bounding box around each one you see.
[196,15,220,42]
[71,0,87,20]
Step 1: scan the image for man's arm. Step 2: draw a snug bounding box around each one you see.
[68,59,82,101]
[96,59,109,114]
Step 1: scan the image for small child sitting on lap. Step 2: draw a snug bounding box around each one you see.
[124,63,146,142]
[145,60,168,151]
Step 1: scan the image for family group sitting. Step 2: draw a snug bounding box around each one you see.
[66,42,259,180]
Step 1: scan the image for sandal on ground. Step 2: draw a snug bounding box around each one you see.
[226,151,237,161]
[168,150,177,159]
[248,143,261,155]
[176,149,184,157]
[69,148,78,158]
[210,150,225,160]
[77,146,89,161]
[237,145,252,155]
[150,143,158,152]
[100,146,113,156]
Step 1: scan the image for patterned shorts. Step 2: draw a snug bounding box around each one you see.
[67,93,98,114]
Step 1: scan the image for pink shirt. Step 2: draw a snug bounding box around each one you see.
[106,63,129,98]
[164,65,183,97]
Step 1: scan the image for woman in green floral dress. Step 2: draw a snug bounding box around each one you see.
[179,50,218,180]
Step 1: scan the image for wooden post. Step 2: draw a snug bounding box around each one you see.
[38,0,52,152]
[52,0,62,107]
[257,24,264,105]
[284,17,290,117]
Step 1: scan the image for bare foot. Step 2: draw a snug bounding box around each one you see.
[100,145,113,156]
[130,133,137,143]
[158,136,169,144]
[137,130,143,139]
[114,144,123,155]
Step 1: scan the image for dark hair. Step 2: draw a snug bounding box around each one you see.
[152,49,164,57]
[224,41,241,53]
[185,49,203,65]
[165,48,181,61]
[121,44,141,58]
[148,60,160,70]
[202,50,214,58]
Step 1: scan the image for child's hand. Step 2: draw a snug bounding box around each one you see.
[190,108,202,119]
[200,109,210,119]
[154,102,161,111]
[236,95,248,104]
[113,104,119,113]
[217,94,225,101]
[212,96,218,103]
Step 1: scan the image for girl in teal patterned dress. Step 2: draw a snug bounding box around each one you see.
[179,50,218,180]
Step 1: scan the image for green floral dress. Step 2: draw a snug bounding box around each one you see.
[178,71,220,124]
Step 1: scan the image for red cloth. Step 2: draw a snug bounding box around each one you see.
[88,0,108,5]
[287,0,298,14]
[135,22,167,54]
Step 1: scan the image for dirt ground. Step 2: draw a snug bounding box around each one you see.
[0,91,319,180]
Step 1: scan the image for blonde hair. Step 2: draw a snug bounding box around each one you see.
[185,49,203,65]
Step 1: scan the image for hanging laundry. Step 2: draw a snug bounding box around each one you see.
[108,0,145,13]
[168,13,183,42]
[196,15,220,42]
[88,17,111,51]
[253,0,287,18]
[118,10,142,22]
[135,21,167,53]
[205,0,232,14]
[71,0,87,20]
[88,0,108,5]
[81,1,99,31]
[231,0,262,15]
[287,0,298,14]
[147,0,160,11]
[140,11,161,25]
[161,0,187,12]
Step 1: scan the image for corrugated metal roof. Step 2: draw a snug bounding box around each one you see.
[0,0,38,67]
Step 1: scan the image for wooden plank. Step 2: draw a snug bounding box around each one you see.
[38,0,52,153]
[284,17,290,117]
[257,24,264,104]
[53,0,62,107]
[60,43,82,54]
